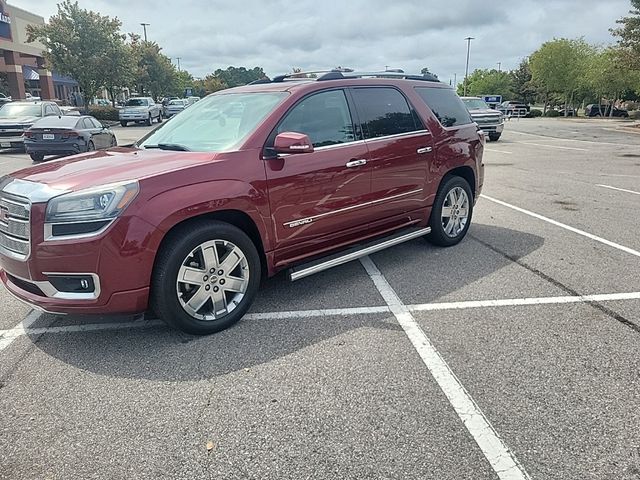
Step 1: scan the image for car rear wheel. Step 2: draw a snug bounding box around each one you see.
[120,121,128,127]
[87,140,95,152]
[426,175,473,247]
[151,221,262,335]
[29,152,44,162]
[110,136,117,147]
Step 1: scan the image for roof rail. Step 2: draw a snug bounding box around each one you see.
[271,69,354,83]
[317,71,440,82]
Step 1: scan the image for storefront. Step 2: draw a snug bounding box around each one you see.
[0,1,56,100]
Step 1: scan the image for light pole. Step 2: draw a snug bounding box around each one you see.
[497,62,502,73]
[176,57,181,71]
[140,23,150,42]
[463,36,474,96]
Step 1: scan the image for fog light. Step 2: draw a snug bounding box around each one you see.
[47,275,95,293]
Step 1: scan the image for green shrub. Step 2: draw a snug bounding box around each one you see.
[544,110,561,117]
[88,106,120,121]
[528,109,543,117]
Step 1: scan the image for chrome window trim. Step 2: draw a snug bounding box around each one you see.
[364,129,430,144]
[283,188,423,227]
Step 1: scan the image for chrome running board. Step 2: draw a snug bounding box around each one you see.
[289,226,431,281]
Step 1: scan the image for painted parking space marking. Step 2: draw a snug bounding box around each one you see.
[485,148,513,154]
[518,141,587,152]
[0,310,41,352]
[509,130,640,147]
[481,194,640,258]
[359,256,531,480]
[596,184,640,196]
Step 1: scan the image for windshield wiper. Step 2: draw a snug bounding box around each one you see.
[143,143,192,152]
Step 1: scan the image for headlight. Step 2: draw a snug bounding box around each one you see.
[45,181,139,224]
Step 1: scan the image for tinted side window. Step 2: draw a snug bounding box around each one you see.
[89,117,102,128]
[415,87,473,127]
[277,90,355,148]
[44,105,56,116]
[79,118,93,129]
[351,87,419,139]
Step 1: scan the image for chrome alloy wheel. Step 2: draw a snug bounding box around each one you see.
[441,187,470,238]
[176,239,249,321]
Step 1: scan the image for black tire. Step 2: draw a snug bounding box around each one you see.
[120,121,128,127]
[151,220,262,335]
[87,140,95,152]
[489,133,501,142]
[146,114,152,126]
[426,175,474,247]
[157,112,163,124]
[110,136,117,147]
[29,152,45,162]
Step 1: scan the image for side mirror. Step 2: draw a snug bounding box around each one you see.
[273,132,314,154]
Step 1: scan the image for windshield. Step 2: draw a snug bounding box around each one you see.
[169,100,186,106]
[463,99,490,110]
[0,104,42,118]
[139,92,288,153]
[126,99,149,107]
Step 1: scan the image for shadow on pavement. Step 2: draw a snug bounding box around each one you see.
[27,223,545,381]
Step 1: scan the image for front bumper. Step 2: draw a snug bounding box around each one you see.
[477,123,504,134]
[120,113,149,121]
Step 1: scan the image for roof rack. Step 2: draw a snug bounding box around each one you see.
[317,70,440,82]
[248,68,440,85]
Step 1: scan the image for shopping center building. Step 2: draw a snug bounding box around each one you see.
[0,1,78,101]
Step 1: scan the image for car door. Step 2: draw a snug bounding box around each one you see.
[79,117,101,148]
[349,86,433,226]
[88,117,109,147]
[264,88,374,265]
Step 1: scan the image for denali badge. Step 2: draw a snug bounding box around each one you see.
[288,218,313,228]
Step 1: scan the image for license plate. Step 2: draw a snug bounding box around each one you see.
[1,143,10,148]
[42,134,55,140]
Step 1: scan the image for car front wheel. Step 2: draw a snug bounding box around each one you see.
[120,121,128,127]
[426,175,473,247]
[151,221,262,335]
[146,114,153,126]
[29,152,45,162]
[489,133,501,141]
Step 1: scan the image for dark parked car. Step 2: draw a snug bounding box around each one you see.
[585,104,629,118]
[24,115,117,162]
[498,101,530,117]
[0,70,484,335]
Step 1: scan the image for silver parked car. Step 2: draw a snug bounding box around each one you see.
[163,99,188,118]
[119,97,162,127]
[0,101,63,150]
[461,97,504,142]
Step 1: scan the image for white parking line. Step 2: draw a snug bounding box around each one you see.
[519,141,587,152]
[359,256,531,480]
[485,149,513,154]
[596,184,640,196]
[408,292,640,312]
[481,194,640,258]
[0,310,41,351]
[509,130,640,147]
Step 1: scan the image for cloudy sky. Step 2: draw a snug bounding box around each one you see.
[12,0,633,85]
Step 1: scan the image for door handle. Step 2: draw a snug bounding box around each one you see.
[346,159,367,168]
[417,147,433,154]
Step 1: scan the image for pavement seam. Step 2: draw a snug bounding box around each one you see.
[359,255,532,480]
[470,234,640,333]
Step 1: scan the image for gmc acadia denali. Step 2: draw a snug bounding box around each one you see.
[0,71,484,335]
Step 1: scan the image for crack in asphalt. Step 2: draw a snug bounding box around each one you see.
[470,235,640,334]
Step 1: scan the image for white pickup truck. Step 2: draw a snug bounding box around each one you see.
[119,97,162,127]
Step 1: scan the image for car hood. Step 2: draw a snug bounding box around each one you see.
[468,108,501,115]
[0,116,40,125]
[7,148,219,194]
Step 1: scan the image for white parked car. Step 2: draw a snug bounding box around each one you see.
[119,97,162,127]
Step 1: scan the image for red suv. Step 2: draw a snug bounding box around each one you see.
[0,71,484,334]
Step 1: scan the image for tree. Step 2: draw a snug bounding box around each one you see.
[26,1,127,110]
[103,40,134,107]
[213,66,266,87]
[193,74,228,97]
[510,59,536,104]
[455,69,514,99]
[529,38,594,114]
[129,35,177,100]
[420,67,438,78]
[611,0,640,70]
[586,47,640,115]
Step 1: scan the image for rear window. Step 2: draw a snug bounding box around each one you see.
[125,98,148,107]
[415,87,473,128]
[351,87,422,139]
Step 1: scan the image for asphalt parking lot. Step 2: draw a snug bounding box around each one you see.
[1,118,640,480]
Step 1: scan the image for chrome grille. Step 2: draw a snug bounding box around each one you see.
[0,194,31,258]
[472,114,502,125]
